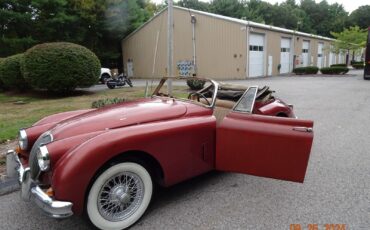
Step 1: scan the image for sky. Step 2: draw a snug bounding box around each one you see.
[152,0,370,13]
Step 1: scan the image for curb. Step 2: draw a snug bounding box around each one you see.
[0,177,19,196]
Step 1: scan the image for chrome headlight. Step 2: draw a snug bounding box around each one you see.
[18,129,28,150]
[37,145,50,171]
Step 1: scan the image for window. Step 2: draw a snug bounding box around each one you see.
[302,49,309,53]
[318,54,323,57]
[281,48,290,52]
[234,87,258,113]
[249,45,263,51]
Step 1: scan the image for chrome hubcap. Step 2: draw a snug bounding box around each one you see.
[98,172,144,221]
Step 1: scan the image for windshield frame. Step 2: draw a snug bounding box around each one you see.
[152,77,219,108]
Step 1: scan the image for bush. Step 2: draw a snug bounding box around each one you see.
[352,63,365,69]
[0,58,4,90]
[91,97,125,108]
[0,54,29,90]
[320,67,349,74]
[186,78,206,90]
[293,66,319,75]
[330,64,347,67]
[350,60,363,65]
[22,42,100,93]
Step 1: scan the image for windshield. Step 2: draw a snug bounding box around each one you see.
[152,77,218,107]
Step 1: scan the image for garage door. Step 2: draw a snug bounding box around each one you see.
[302,41,310,67]
[249,34,265,77]
[329,45,335,66]
[280,38,291,74]
[317,43,324,68]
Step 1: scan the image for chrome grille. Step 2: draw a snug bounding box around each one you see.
[29,132,53,179]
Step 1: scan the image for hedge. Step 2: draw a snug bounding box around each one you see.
[350,60,363,65]
[0,54,29,90]
[187,78,206,90]
[22,42,100,93]
[320,67,349,74]
[330,64,347,67]
[293,66,319,75]
[351,63,365,69]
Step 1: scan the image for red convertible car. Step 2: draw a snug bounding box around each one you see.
[7,77,313,230]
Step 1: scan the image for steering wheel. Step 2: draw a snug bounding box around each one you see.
[188,92,211,106]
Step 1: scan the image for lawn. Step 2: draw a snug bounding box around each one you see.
[0,85,190,143]
[0,87,146,143]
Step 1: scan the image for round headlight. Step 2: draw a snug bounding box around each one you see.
[18,129,28,150]
[37,145,50,171]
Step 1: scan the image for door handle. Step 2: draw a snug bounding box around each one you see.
[293,127,313,132]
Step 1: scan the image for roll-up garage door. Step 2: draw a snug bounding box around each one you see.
[280,38,291,74]
[302,41,310,67]
[249,34,265,77]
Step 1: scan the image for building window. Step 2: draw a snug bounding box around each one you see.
[302,49,309,53]
[281,48,290,52]
[318,54,323,57]
[250,45,263,51]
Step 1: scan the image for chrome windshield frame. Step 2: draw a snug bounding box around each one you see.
[151,77,219,109]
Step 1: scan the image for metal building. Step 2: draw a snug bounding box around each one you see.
[121,6,342,80]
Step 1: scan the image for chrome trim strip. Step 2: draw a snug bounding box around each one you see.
[6,150,73,219]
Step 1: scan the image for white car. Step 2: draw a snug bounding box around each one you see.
[100,68,112,83]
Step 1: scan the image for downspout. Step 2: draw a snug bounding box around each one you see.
[246,22,250,79]
[191,15,197,76]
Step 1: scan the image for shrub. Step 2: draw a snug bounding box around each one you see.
[186,78,206,90]
[293,66,319,75]
[350,60,363,65]
[91,97,126,108]
[330,64,347,67]
[352,63,365,69]
[22,42,100,93]
[0,58,4,90]
[320,67,349,74]
[0,54,29,90]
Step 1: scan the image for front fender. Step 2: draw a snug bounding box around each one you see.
[51,116,216,215]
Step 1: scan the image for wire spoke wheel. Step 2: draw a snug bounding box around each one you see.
[87,162,153,230]
[98,172,144,221]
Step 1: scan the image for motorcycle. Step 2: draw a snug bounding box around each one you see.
[106,73,133,89]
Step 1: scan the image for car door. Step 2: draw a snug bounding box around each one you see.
[215,87,314,183]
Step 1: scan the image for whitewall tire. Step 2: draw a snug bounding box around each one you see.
[87,162,153,230]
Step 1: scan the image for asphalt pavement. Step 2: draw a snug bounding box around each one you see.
[1,70,369,229]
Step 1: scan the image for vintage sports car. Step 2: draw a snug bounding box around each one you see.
[7,77,314,230]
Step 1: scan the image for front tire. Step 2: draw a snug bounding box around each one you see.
[87,162,153,230]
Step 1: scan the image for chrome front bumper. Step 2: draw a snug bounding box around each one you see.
[6,150,73,218]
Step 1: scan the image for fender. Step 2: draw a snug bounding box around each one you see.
[51,116,216,215]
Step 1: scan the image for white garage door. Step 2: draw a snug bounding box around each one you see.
[317,43,324,68]
[302,41,310,67]
[329,46,335,66]
[249,34,265,77]
[280,38,291,74]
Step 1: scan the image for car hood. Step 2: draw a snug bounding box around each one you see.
[50,98,187,140]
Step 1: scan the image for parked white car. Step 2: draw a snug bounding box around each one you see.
[100,68,112,83]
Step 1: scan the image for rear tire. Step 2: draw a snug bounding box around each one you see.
[87,162,153,230]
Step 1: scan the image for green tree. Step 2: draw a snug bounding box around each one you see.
[348,5,370,29]
[177,0,210,12]
[330,26,367,62]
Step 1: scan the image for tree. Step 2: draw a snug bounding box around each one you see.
[330,26,367,62]
[348,5,370,29]
[177,0,210,12]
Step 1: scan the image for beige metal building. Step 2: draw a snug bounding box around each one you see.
[122,6,345,80]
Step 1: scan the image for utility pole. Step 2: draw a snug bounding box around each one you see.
[167,0,174,95]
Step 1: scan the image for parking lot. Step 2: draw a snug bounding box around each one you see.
[0,72,369,230]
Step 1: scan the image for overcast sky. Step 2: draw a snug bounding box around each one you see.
[152,0,370,13]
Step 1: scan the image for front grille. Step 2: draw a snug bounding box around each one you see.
[29,132,53,179]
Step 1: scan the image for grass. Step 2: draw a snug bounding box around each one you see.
[0,85,189,143]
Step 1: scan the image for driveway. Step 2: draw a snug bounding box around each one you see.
[1,71,369,229]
